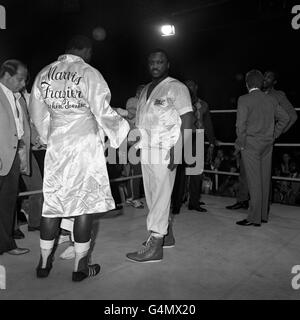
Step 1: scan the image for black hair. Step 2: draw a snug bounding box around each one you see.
[66,35,92,51]
[0,59,27,78]
[245,69,264,89]
[265,69,279,82]
[148,48,169,62]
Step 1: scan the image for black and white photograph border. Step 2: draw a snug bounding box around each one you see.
[0,0,300,303]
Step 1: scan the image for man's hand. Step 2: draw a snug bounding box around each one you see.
[34,136,46,149]
[115,108,129,118]
[127,130,140,146]
[233,143,244,157]
[167,146,178,171]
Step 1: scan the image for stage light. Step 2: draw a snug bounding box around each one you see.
[161,24,175,36]
[92,27,106,41]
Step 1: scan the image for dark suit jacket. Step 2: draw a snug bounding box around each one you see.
[192,98,216,145]
[235,89,289,155]
[0,86,31,176]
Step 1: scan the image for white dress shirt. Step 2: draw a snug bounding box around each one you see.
[0,82,24,139]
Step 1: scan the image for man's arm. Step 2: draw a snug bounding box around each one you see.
[274,104,290,140]
[29,119,46,149]
[277,91,298,132]
[180,111,194,147]
[168,111,194,171]
[87,68,130,149]
[235,97,248,151]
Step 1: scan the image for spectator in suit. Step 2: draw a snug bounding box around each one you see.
[171,79,217,214]
[0,59,30,255]
[235,70,289,227]
[226,70,298,211]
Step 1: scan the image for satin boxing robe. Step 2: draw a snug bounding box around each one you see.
[29,54,129,218]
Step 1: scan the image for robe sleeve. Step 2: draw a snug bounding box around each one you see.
[86,68,130,148]
[28,74,50,145]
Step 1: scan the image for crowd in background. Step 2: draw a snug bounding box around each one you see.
[202,147,300,206]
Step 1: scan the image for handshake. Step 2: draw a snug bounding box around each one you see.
[114,108,129,118]
[33,136,47,150]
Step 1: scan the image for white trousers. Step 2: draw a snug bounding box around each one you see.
[141,149,177,236]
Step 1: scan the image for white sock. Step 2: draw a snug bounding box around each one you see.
[74,240,91,272]
[40,239,55,268]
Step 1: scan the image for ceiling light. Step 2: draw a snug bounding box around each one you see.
[161,24,175,36]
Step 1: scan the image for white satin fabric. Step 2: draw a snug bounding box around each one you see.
[29,54,129,217]
[135,77,193,153]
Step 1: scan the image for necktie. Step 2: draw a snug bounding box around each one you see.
[13,94,24,140]
[13,95,20,118]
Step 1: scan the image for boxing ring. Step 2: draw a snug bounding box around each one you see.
[6,108,300,300]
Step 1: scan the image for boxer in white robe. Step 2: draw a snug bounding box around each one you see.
[29,35,129,281]
[126,49,193,263]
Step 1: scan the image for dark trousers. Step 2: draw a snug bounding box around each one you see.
[171,163,186,212]
[131,163,143,199]
[171,163,203,212]
[242,146,273,224]
[236,152,272,211]
[0,154,20,254]
[21,152,43,228]
[237,156,249,202]
[124,163,143,200]
[189,174,202,207]
[171,132,202,212]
